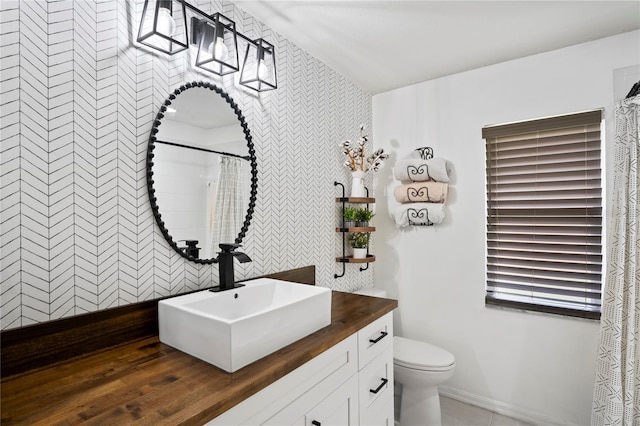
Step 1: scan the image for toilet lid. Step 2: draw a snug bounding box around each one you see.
[394,336,455,371]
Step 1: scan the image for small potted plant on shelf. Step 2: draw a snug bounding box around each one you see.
[343,206,358,228]
[348,232,370,259]
[355,207,375,227]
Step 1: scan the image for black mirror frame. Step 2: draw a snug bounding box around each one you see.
[146,81,258,264]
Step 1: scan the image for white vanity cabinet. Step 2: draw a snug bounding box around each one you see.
[208,312,394,426]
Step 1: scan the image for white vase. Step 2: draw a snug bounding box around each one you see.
[350,170,367,198]
[353,247,368,259]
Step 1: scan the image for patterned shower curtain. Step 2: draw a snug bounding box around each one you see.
[592,96,640,425]
[208,157,244,258]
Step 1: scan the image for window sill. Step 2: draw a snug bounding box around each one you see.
[485,295,601,320]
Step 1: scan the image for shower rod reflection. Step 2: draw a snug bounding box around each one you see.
[155,140,251,161]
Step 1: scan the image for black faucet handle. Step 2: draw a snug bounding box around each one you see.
[219,243,241,252]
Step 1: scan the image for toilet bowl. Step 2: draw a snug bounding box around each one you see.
[394,336,455,426]
[353,288,456,426]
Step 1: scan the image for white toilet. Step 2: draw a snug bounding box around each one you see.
[354,288,456,426]
[394,336,455,426]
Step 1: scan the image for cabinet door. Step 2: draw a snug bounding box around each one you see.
[359,393,393,426]
[211,336,358,426]
[305,374,359,426]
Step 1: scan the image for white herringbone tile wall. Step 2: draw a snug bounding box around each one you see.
[0,0,373,330]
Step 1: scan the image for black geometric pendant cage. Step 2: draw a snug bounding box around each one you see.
[137,0,189,55]
[240,38,277,92]
[137,0,277,92]
[194,13,239,76]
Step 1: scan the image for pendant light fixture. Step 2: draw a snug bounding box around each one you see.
[239,38,277,92]
[137,0,188,55]
[137,0,277,91]
[194,13,239,76]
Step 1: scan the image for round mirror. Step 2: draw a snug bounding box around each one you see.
[146,81,257,264]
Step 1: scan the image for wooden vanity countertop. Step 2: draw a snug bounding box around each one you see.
[1,291,397,425]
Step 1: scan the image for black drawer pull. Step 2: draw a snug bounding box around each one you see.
[369,331,388,344]
[312,421,321,426]
[370,378,389,394]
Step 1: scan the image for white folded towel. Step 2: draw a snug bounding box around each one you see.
[394,203,445,227]
[394,182,448,204]
[393,157,449,183]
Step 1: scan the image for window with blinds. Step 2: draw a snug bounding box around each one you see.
[482,110,603,320]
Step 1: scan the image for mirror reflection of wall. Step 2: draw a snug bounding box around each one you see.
[151,85,253,261]
[153,144,212,256]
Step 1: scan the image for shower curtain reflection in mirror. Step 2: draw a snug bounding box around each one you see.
[204,181,217,258]
[208,157,245,258]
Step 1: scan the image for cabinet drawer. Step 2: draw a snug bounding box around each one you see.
[358,312,393,368]
[359,347,393,414]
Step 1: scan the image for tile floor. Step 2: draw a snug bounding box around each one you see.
[394,388,534,426]
[440,396,534,426]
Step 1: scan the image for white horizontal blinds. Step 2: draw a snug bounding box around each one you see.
[483,110,603,319]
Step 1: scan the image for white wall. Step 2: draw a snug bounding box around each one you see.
[373,31,640,425]
[0,0,372,329]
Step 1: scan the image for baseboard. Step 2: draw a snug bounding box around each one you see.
[438,385,584,426]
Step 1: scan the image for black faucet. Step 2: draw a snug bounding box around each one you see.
[212,243,252,292]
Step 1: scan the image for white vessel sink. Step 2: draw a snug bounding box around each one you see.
[158,278,332,373]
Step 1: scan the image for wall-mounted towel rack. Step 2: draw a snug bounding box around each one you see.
[391,146,450,227]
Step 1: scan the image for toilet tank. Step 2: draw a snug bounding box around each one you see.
[353,288,387,298]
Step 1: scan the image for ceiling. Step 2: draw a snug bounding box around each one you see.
[232,1,640,94]
[166,87,239,129]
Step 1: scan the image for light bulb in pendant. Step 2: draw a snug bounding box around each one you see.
[156,7,176,37]
[257,59,269,80]
[208,36,228,61]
